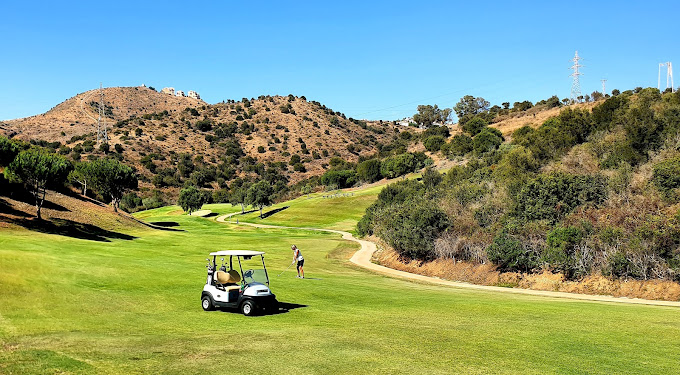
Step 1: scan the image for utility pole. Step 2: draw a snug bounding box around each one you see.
[659,62,674,92]
[96,83,108,146]
[570,51,583,103]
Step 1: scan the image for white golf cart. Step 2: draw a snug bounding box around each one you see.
[202,250,278,316]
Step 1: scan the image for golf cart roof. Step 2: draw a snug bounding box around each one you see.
[209,250,265,257]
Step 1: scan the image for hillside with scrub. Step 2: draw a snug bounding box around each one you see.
[0,87,399,208]
[358,88,680,300]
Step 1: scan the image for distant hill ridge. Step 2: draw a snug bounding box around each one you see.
[1,87,398,190]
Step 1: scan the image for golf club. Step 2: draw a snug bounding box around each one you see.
[277,262,294,277]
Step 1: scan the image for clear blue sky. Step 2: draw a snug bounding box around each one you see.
[2,1,679,121]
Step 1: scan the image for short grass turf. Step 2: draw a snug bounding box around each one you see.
[222,184,386,233]
[1,200,680,373]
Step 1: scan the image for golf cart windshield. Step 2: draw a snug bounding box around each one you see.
[243,269,269,285]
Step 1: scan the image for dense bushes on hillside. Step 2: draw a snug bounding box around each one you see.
[359,88,680,284]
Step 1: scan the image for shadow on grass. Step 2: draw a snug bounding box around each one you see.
[234,209,258,216]
[148,221,180,227]
[5,189,70,212]
[260,206,290,219]
[203,212,218,218]
[5,217,137,242]
[218,301,307,316]
[128,217,184,232]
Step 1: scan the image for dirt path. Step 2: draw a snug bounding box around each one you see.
[214,214,680,308]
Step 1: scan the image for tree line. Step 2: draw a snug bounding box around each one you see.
[360,88,680,283]
[1,136,137,219]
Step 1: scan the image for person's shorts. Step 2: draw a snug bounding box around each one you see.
[297,259,305,268]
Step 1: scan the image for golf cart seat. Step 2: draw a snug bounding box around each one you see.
[216,270,241,285]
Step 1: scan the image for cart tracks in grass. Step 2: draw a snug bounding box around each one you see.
[213,214,680,308]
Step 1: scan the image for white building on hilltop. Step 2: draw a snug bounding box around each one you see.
[161,87,175,96]
[188,90,201,100]
[176,90,185,97]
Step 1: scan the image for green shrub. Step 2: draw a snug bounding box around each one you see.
[356,159,381,183]
[422,125,450,139]
[120,192,143,213]
[600,141,642,169]
[451,181,487,206]
[473,127,503,154]
[444,135,473,157]
[357,180,424,236]
[543,226,584,278]
[486,231,538,272]
[511,125,534,143]
[423,135,446,152]
[289,154,301,165]
[558,108,593,144]
[514,172,608,223]
[473,202,504,228]
[421,167,442,190]
[652,156,680,198]
[493,146,537,182]
[320,169,357,188]
[462,116,488,136]
[380,153,424,178]
[592,95,628,131]
[195,119,213,132]
[374,200,450,260]
[603,252,638,279]
[293,163,306,172]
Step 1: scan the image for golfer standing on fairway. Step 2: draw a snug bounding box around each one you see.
[291,245,304,279]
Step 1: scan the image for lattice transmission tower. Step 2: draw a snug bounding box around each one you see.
[601,79,607,96]
[569,51,584,103]
[658,62,674,92]
[96,83,108,145]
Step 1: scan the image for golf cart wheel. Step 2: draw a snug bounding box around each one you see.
[241,300,256,316]
[201,295,215,311]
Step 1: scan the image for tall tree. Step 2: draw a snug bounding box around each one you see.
[178,186,205,214]
[245,180,274,218]
[453,95,490,125]
[90,159,138,212]
[68,161,95,196]
[229,183,250,213]
[356,159,382,183]
[413,105,452,127]
[5,148,71,219]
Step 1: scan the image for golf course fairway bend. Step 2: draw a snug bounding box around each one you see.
[2,191,680,374]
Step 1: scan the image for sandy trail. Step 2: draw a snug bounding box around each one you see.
[214,214,680,308]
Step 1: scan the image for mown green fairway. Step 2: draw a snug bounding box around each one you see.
[2,192,680,374]
[230,184,385,233]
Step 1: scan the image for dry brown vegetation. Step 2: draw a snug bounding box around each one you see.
[1,87,401,188]
[489,101,598,136]
[374,246,680,301]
